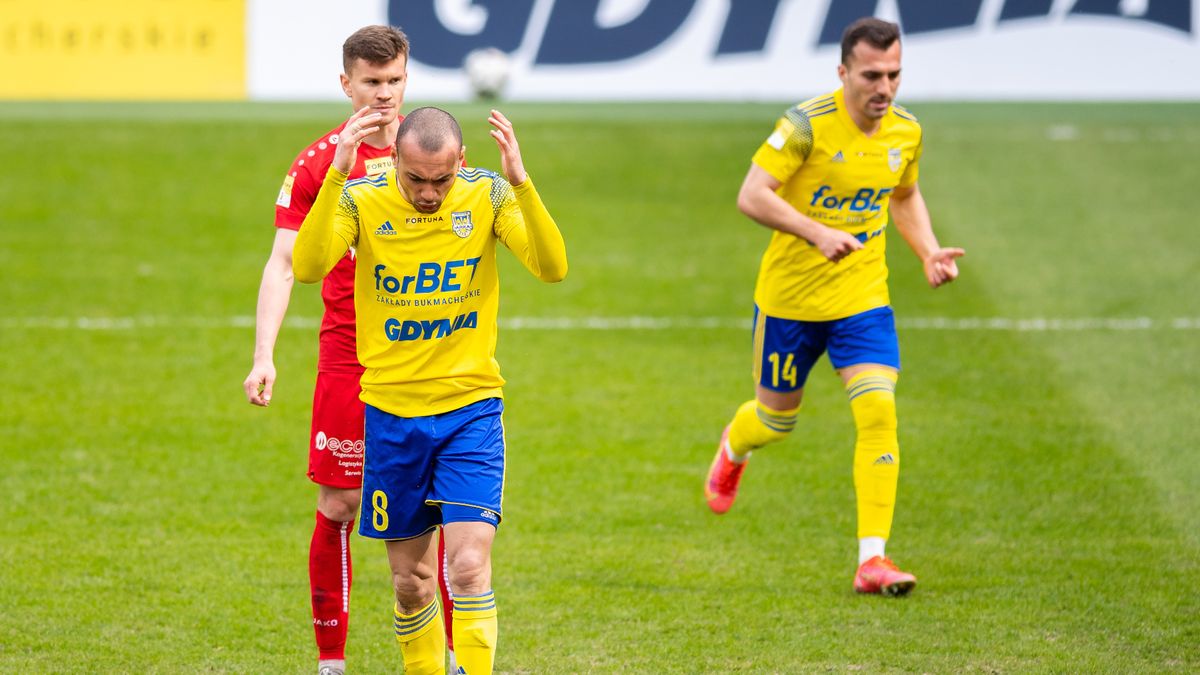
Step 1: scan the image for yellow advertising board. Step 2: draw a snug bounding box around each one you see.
[0,0,245,100]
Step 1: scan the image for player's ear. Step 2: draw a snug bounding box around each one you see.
[459,145,467,166]
[339,73,352,98]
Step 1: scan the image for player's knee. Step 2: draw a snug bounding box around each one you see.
[747,399,798,439]
[317,486,361,522]
[758,404,797,441]
[391,567,436,612]
[447,546,491,595]
[729,399,798,454]
[853,395,896,433]
[846,370,898,432]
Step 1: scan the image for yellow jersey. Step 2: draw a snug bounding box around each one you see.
[293,166,567,417]
[751,88,922,321]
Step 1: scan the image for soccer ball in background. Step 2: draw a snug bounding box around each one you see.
[463,47,512,101]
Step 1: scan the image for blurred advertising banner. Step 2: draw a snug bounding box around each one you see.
[250,0,1199,102]
[5,1,1194,101]
[0,0,245,100]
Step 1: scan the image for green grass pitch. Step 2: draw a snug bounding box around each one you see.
[0,100,1197,672]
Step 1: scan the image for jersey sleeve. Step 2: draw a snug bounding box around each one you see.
[898,131,922,188]
[293,167,360,283]
[275,154,322,230]
[750,107,815,183]
[493,175,568,283]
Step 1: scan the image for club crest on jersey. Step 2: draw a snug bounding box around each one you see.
[888,148,902,172]
[452,211,474,238]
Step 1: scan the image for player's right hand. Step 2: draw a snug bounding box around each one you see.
[332,107,384,174]
[243,362,276,407]
[814,227,864,263]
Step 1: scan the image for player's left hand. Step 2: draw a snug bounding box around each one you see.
[924,247,965,288]
[488,110,527,186]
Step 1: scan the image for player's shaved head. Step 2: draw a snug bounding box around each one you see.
[397,107,464,153]
[841,17,900,65]
[393,107,465,213]
[343,25,409,73]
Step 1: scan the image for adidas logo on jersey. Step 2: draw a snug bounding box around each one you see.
[832,150,845,163]
[375,220,397,236]
[873,453,896,465]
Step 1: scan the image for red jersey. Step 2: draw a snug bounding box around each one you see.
[274,120,398,373]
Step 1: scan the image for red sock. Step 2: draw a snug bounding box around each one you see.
[310,511,353,660]
[438,532,454,652]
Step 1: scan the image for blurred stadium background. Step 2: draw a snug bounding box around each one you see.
[1,1,1198,672]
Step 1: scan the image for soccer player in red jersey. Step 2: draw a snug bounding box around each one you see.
[242,25,453,674]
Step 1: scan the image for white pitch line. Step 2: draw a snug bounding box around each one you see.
[1,315,1199,331]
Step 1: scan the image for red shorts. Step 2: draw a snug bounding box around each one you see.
[308,370,365,489]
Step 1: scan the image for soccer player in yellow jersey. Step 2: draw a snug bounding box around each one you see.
[294,106,567,674]
[704,17,964,597]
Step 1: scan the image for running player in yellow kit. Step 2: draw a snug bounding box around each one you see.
[704,17,964,596]
[294,106,567,674]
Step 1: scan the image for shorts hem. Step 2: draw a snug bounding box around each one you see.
[361,524,439,542]
[427,498,502,513]
[307,472,364,490]
[430,499,503,526]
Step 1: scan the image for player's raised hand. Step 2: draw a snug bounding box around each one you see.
[924,247,965,287]
[488,109,527,185]
[243,360,276,407]
[332,106,383,174]
[814,226,865,263]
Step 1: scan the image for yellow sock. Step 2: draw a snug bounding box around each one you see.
[846,369,900,540]
[452,590,497,675]
[727,399,799,457]
[395,599,446,675]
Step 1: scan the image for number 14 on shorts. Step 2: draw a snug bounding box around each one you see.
[767,351,798,389]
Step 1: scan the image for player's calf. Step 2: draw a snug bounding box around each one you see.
[846,370,900,540]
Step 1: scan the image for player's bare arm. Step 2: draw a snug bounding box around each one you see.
[332,106,385,174]
[488,109,527,185]
[737,164,863,262]
[243,227,299,406]
[890,183,964,288]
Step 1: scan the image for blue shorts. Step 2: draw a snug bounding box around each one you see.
[753,305,900,391]
[359,397,505,541]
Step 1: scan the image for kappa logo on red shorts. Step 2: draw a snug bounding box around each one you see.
[315,431,364,455]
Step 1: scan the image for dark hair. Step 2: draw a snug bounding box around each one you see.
[840,17,901,65]
[397,107,463,153]
[342,25,409,73]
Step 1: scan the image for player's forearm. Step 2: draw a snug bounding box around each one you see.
[739,186,832,244]
[513,178,568,282]
[293,167,352,283]
[252,260,294,362]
